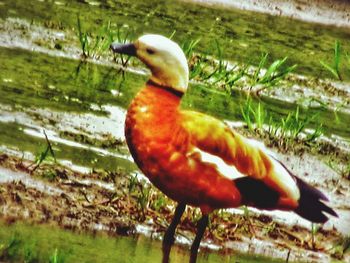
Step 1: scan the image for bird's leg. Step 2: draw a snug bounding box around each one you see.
[162,202,186,263]
[163,202,186,245]
[190,214,209,263]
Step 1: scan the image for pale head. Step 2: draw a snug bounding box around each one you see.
[111,34,189,93]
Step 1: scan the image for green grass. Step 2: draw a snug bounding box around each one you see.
[320,40,342,81]
[240,97,266,131]
[49,248,66,263]
[267,107,323,147]
[188,49,247,90]
[249,53,297,93]
[76,17,134,62]
[186,42,296,94]
[240,98,323,148]
[310,223,320,250]
[181,37,201,58]
[76,16,89,58]
[270,107,306,139]
[30,130,57,173]
[127,174,153,221]
[149,194,167,212]
[136,183,152,220]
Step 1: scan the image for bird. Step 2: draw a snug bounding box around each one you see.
[110,34,337,262]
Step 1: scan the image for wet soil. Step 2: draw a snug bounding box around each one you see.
[0,153,349,262]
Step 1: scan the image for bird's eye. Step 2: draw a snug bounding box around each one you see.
[146,48,155,55]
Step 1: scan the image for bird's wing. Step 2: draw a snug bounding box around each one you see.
[180,110,300,206]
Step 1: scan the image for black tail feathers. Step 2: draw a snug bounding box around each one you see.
[273,158,338,223]
[294,176,338,223]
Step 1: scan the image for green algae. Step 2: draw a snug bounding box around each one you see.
[0,47,145,113]
[0,220,284,263]
[1,0,350,80]
[0,45,349,162]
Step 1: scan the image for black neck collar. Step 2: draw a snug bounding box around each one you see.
[147,79,184,98]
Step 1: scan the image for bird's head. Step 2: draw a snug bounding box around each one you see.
[110,34,189,93]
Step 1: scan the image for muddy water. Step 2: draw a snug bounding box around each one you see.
[0,0,350,262]
[1,0,350,80]
[0,220,283,263]
[1,46,349,160]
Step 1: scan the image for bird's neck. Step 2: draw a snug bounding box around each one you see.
[132,82,182,114]
[146,80,184,99]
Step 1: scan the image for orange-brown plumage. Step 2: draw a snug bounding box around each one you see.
[111,34,337,261]
[125,82,301,213]
[125,84,242,212]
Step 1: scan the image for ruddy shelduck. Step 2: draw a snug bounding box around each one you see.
[110,34,337,262]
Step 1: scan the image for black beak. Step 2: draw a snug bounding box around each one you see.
[110,42,136,56]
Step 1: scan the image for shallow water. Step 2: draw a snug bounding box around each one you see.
[0,46,349,168]
[1,0,350,80]
[0,0,350,262]
[0,220,283,263]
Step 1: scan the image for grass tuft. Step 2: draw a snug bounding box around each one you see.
[187,44,295,95]
[181,38,201,58]
[240,98,323,149]
[29,130,56,173]
[250,53,297,93]
[77,16,89,58]
[76,16,133,63]
[240,97,266,131]
[320,40,343,80]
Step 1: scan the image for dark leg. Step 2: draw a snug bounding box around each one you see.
[162,202,186,263]
[190,215,209,263]
[163,202,186,245]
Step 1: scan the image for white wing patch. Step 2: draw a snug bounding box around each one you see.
[189,148,246,180]
[271,159,300,201]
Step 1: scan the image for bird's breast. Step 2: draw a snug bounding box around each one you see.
[124,86,183,179]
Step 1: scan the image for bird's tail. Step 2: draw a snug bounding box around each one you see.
[293,176,338,223]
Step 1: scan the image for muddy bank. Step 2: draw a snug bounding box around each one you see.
[186,0,350,28]
[0,154,349,262]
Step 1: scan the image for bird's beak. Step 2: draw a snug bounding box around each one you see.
[110,42,136,56]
